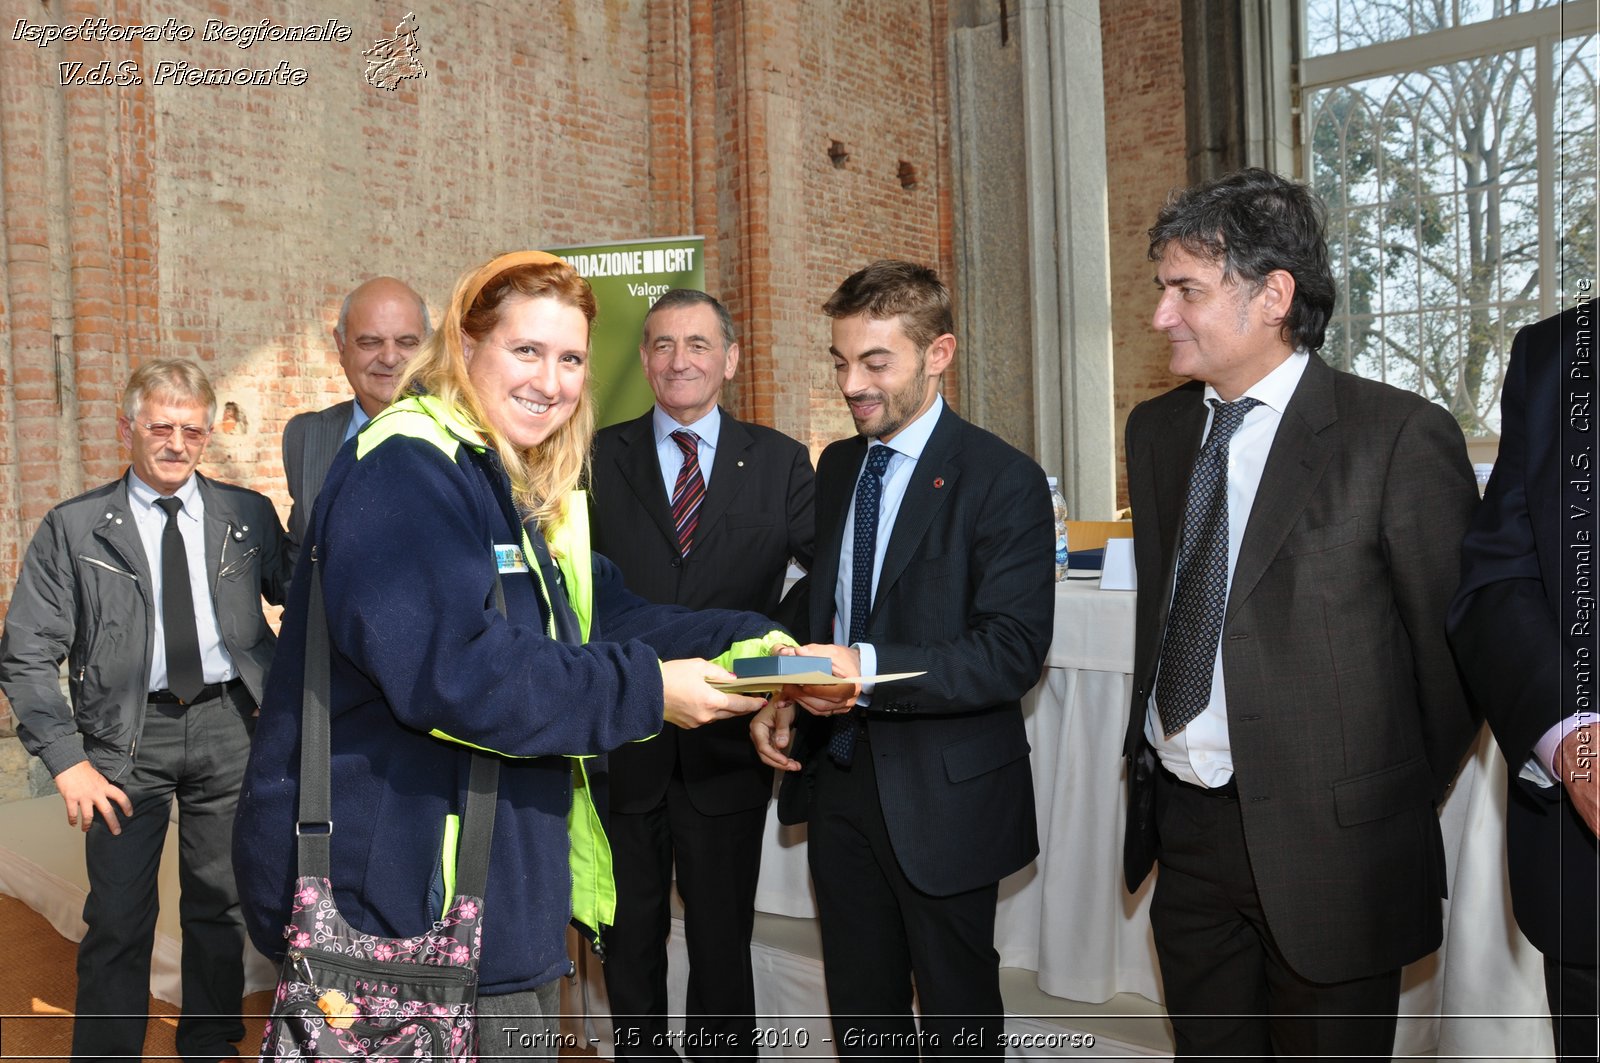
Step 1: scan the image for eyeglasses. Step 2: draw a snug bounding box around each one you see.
[139,421,212,443]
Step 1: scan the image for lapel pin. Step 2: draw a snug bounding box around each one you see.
[737,460,745,467]
[933,477,945,489]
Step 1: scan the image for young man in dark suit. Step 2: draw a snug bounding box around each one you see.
[751,261,1054,1058]
[1449,299,1599,1062]
[1121,168,1480,1059]
[589,289,815,1060]
[281,276,429,567]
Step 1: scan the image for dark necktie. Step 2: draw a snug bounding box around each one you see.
[155,496,206,704]
[829,443,895,766]
[669,430,705,557]
[1155,397,1261,737]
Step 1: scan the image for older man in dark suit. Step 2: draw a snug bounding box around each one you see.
[589,288,814,1061]
[282,276,429,566]
[1121,169,1480,1060]
[1449,299,1599,1062]
[752,261,1054,1059]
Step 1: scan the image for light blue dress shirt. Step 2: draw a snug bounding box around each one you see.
[652,405,722,497]
[344,399,372,442]
[833,395,945,698]
[126,471,236,691]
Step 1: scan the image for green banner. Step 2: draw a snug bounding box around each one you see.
[548,236,705,429]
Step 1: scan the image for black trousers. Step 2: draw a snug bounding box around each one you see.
[604,768,767,1062]
[1546,956,1599,1063]
[808,739,1003,1061]
[72,686,254,1063]
[1150,768,1401,1062]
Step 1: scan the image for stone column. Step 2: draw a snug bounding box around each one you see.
[950,0,1116,517]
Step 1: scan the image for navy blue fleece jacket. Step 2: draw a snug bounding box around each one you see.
[234,398,786,993]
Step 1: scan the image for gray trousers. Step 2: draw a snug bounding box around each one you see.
[477,978,564,1061]
[72,685,254,1063]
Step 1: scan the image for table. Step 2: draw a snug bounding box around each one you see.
[755,581,1158,1002]
[751,580,1556,1059]
[2,584,1551,1057]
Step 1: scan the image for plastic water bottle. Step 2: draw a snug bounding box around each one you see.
[1473,462,1494,497]
[1047,476,1070,582]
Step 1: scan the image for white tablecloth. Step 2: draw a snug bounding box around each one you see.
[752,580,1558,1059]
[756,583,1156,1002]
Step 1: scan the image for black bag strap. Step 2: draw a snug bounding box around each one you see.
[297,551,503,903]
[522,515,581,645]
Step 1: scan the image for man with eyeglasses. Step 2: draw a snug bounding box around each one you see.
[283,276,431,568]
[0,359,288,1063]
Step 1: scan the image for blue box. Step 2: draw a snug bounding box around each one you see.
[731,655,833,678]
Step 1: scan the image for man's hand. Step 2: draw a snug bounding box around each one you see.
[1555,728,1600,837]
[661,658,768,729]
[54,761,132,835]
[751,699,801,772]
[777,642,861,717]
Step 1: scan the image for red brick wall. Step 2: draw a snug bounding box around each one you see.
[711,0,954,455]
[0,1,1200,800]
[1100,0,1189,506]
[0,0,957,627]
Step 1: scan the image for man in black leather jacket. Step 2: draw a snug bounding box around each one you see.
[0,358,287,1063]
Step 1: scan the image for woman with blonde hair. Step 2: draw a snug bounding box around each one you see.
[235,251,788,1057]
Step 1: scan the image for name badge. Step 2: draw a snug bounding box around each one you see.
[493,544,528,573]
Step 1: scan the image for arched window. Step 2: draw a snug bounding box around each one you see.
[1301,0,1595,437]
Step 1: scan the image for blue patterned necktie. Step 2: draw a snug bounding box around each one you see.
[1155,397,1261,737]
[829,443,895,766]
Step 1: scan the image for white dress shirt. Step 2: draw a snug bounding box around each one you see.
[127,472,236,691]
[1526,713,1593,787]
[833,395,945,699]
[652,405,722,496]
[1147,352,1310,787]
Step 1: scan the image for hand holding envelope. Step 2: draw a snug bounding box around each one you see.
[710,644,924,710]
[749,644,857,772]
[778,642,862,716]
[660,658,768,729]
[745,643,926,772]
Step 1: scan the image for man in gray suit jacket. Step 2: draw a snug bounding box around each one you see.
[1121,169,1480,1060]
[282,276,430,565]
[0,359,287,1062]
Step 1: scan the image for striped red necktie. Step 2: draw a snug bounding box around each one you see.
[669,429,705,556]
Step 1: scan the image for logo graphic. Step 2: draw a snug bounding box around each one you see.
[363,12,425,90]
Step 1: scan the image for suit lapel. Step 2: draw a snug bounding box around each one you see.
[1529,325,1564,591]
[1226,355,1337,618]
[693,411,750,539]
[809,436,864,638]
[309,402,351,485]
[612,412,680,549]
[1149,390,1209,639]
[872,406,961,627]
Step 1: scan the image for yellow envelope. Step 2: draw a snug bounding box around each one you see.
[708,670,926,694]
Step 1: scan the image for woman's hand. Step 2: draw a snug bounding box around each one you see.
[660,658,768,729]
